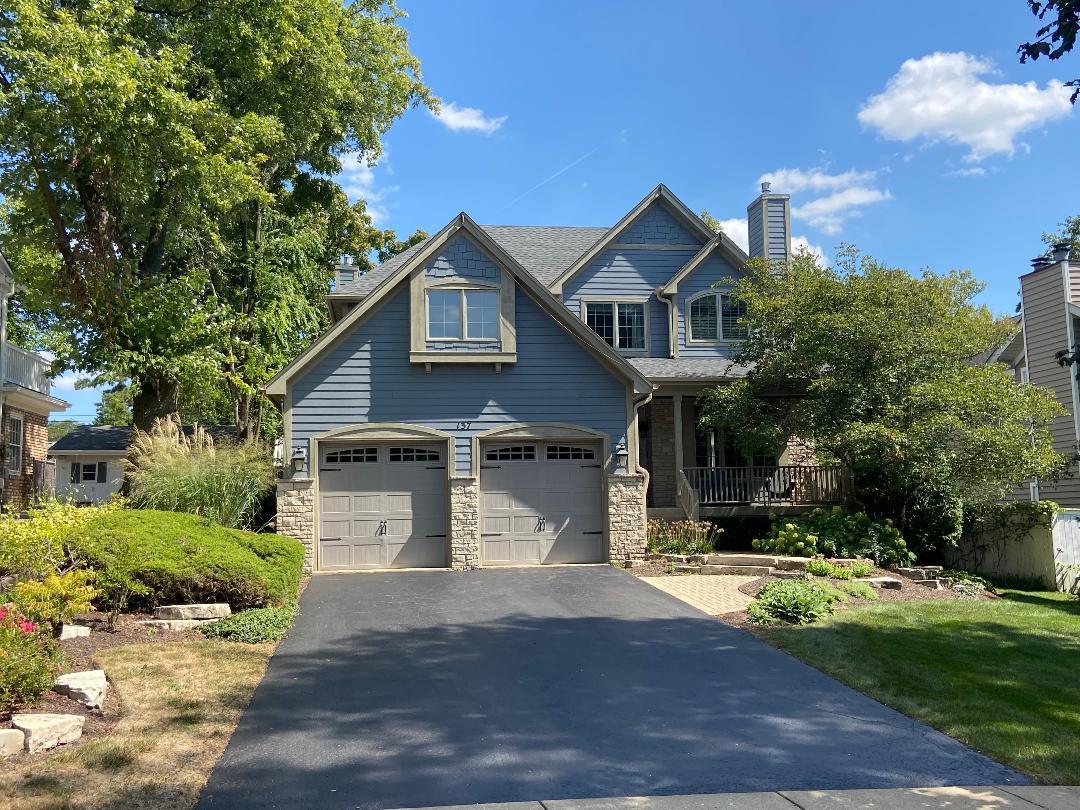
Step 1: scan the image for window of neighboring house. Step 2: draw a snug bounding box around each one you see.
[427,289,499,341]
[6,415,23,474]
[688,292,748,342]
[584,301,646,352]
[70,462,107,484]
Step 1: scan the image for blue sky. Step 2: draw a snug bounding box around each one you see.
[58,0,1080,417]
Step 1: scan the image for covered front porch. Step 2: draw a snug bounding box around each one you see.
[638,391,848,519]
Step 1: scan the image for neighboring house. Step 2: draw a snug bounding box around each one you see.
[49,425,131,504]
[267,182,845,573]
[0,251,70,509]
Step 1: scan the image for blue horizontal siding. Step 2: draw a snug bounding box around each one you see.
[677,254,744,357]
[291,283,630,474]
[564,247,698,358]
[748,203,764,258]
[766,198,788,261]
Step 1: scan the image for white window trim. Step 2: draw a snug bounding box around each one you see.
[685,289,747,345]
[6,414,23,474]
[81,463,99,482]
[579,296,650,356]
[425,287,501,343]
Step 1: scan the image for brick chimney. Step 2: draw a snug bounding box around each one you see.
[746,181,791,262]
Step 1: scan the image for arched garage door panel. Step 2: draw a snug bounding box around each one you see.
[318,443,447,570]
[480,441,603,566]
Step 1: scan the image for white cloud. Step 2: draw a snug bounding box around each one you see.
[944,166,987,178]
[51,373,83,392]
[791,186,893,235]
[338,151,397,225]
[758,167,877,194]
[713,217,827,265]
[431,101,506,134]
[858,52,1073,162]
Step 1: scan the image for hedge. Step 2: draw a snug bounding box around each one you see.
[67,510,304,610]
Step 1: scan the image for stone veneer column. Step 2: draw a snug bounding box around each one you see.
[277,478,315,572]
[607,473,648,563]
[449,476,481,570]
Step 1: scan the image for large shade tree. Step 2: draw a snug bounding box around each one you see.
[0,0,431,435]
[697,248,1066,552]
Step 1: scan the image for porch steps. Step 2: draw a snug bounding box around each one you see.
[701,564,773,577]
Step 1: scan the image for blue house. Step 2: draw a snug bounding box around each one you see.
[266,183,844,572]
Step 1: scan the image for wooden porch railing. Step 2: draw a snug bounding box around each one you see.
[683,465,847,506]
[3,344,52,394]
[676,468,700,521]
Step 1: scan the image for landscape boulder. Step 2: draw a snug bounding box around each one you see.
[11,714,84,754]
[154,603,231,620]
[53,669,108,710]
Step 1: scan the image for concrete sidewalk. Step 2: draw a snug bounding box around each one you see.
[391,785,1080,810]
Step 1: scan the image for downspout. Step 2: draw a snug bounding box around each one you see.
[632,391,654,480]
[657,287,677,358]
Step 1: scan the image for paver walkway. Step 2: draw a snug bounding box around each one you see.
[640,573,756,614]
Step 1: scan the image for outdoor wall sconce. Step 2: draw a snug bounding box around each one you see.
[615,440,629,473]
[290,446,307,474]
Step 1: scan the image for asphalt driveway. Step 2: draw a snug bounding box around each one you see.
[198,567,1024,810]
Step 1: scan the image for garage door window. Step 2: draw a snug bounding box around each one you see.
[484,445,536,462]
[389,446,440,463]
[325,447,379,463]
[546,445,596,461]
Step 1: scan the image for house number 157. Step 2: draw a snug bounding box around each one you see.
[456,421,472,431]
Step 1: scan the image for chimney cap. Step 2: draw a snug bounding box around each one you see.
[1031,256,1052,270]
[761,181,772,194]
[1052,240,1072,262]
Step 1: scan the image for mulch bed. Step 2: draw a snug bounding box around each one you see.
[1,612,201,743]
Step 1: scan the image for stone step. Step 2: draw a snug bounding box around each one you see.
[892,566,944,580]
[0,728,23,758]
[706,554,777,567]
[672,564,702,574]
[701,564,773,577]
[774,557,812,571]
[137,617,222,631]
[154,603,231,620]
[53,669,108,710]
[916,579,946,590]
[11,714,84,754]
[863,576,903,590]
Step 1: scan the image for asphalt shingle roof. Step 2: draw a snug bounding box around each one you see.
[334,225,608,296]
[48,425,131,454]
[628,357,750,381]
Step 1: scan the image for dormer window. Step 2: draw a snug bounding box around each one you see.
[427,289,499,341]
[688,292,748,342]
[583,300,647,353]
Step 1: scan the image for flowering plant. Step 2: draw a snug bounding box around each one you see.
[1,602,64,714]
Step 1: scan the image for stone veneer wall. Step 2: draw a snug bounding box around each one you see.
[449,476,480,570]
[607,473,648,562]
[277,478,315,572]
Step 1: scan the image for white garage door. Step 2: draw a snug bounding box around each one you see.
[480,441,604,566]
[318,443,447,570]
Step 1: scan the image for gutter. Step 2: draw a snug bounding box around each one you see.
[656,287,678,359]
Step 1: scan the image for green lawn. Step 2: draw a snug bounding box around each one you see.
[759,590,1080,785]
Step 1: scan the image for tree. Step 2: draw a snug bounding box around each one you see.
[47,419,79,443]
[1019,0,1080,102]
[94,385,132,426]
[0,0,431,434]
[696,248,1065,553]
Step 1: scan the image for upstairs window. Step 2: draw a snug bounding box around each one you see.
[688,292,748,342]
[427,289,499,341]
[584,301,646,352]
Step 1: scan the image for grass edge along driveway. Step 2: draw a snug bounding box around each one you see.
[758,589,1080,785]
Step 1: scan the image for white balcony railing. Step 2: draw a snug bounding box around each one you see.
[3,344,52,394]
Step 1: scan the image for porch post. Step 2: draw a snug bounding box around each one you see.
[672,393,684,478]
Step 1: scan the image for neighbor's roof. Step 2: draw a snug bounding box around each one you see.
[334,225,609,297]
[48,425,132,454]
[628,357,751,381]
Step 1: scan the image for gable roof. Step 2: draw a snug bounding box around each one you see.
[49,425,131,454]
[548,184,716,294]
[265,214,654,397]
[331,225,609,300]
[660,232,749,295]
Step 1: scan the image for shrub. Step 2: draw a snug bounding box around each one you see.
[126,417,274,530]
[199,604,298,643]
[753,507,915,567]
[804,558,836,577]
[848,560,875,578]
[9,570,99,635]
[0,501,121,579]
[747,579,843,625]
[647,519,723,556]
[0,603,64,713]
[938,569,994,594]
[67,510,304,610]
[838,580,878,601]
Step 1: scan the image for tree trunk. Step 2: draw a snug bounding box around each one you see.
[235,389,256,442]
[132,372,181,431]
